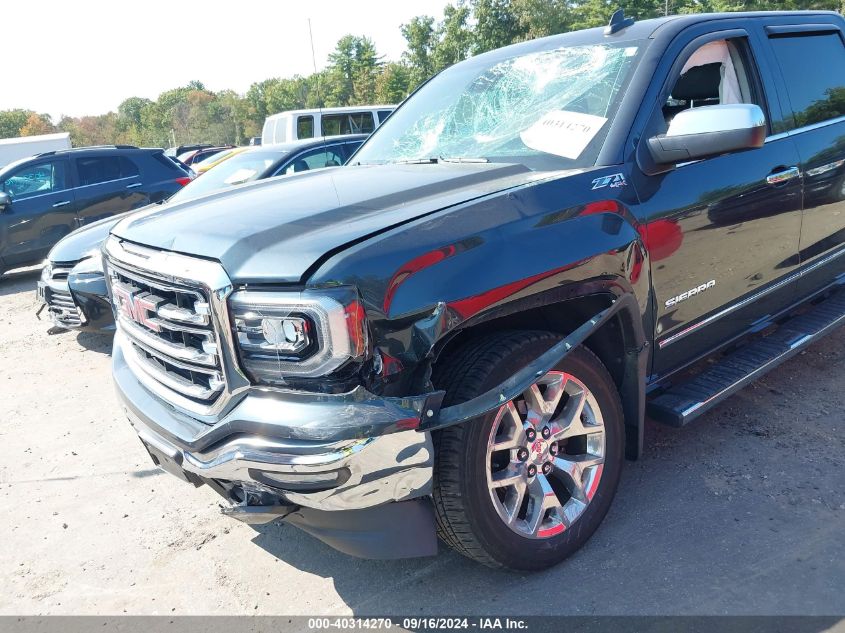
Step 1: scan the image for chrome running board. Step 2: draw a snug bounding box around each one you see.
[648,288,845,427]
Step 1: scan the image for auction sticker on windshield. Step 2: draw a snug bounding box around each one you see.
[520,110,607,159]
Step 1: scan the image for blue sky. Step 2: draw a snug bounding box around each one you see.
[5,0,448,119]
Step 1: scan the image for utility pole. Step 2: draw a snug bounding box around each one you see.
[664,0,671,16]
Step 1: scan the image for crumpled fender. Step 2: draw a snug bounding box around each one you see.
[420,293,643,432]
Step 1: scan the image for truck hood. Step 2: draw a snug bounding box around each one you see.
[111,163,547,283]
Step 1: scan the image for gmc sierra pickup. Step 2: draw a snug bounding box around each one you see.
[104,10,845,571]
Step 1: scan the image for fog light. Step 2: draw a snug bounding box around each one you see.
[250,467,351,492]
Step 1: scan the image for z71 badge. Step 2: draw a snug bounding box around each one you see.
[591,173,627,190]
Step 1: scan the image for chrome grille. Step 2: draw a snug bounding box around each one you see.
[49,261,77,281]
[107,259,225,410]
[46,286,82,327]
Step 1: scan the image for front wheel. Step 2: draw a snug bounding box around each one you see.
[432,331,624,570]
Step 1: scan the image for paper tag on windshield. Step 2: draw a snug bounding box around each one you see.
[520,110,608,160]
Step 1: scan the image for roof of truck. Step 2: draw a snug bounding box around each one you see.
[466,10,843,64]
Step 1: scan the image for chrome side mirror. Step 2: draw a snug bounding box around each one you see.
[648,104,767,167]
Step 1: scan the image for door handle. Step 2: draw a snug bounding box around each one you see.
[766,166,800,186]
[52,200,71,208]
[126,182,142,189]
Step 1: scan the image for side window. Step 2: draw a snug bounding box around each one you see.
[343,141,364,161]
[321,112,375,136]
[662,38,761,131]
[297,115,314,139]
[282,148,345,174]
[120,157,140,178]
[1,161,68,199]
[377,109,393,124]
[768,32,845,129]
[77,156,122,186]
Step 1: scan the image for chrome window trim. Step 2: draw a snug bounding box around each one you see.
[658,245,845,348]
[105,236,251,420]
[72,175,138,190]
[765,114,845,143]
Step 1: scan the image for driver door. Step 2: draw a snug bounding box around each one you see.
[0,157,76,267]
[630,30,803,377]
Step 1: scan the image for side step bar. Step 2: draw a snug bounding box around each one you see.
[648,289,845,427]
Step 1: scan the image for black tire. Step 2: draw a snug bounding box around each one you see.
[431,330,624,571]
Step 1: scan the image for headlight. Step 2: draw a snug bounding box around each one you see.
[230,288,367,384]
[73,251,104,274]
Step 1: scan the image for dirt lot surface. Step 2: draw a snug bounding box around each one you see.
[1,266,844,616]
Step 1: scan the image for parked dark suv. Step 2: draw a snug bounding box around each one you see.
[0,145,191,277]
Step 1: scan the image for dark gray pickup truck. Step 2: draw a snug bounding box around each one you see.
[104,10,845,570]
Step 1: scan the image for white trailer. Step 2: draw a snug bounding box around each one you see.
[0,132,71,169]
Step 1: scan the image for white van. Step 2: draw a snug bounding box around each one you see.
[0,132,71,169]
[261,105,395,146]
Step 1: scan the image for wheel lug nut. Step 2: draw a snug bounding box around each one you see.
[549,442,559,456]
[541,426,551,439]
[526,428,537,442]
[527,465,537,478]
[516,448,529,462]
[542,462,553,475]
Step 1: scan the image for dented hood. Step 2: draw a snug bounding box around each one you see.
[111,163,541,283]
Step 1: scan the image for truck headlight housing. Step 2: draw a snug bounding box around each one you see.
[73,249,105,274]
[229,288,367,384]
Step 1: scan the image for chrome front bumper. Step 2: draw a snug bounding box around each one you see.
[113,333,434,512]
[38,264,86,328]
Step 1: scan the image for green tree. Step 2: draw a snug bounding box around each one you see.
[432,3,473,72]
[402,15,438,90]
[326,35,384,106]
[19,113,55,136]
[471,0,527,54]
[352,37,383,104]
[375,62,412,103]
[0,109,34,139]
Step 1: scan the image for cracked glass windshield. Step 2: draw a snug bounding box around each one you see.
[354,40,642,171]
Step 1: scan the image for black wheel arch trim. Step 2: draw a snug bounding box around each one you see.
[421,293,647,459]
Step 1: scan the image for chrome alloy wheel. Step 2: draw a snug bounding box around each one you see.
[485,371,606,539]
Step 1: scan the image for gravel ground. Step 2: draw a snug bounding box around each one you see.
[1,266,844,616]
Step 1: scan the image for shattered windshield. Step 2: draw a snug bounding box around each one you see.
[354,41,642,170]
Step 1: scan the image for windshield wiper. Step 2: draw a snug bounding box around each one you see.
[394,156,489,165]
[440,156,489,163]
[395,157,440,165]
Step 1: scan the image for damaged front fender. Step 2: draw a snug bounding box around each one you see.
[420,294,642,432]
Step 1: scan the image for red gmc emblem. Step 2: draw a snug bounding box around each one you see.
[112,283,161,332]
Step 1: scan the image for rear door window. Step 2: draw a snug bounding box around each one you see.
[377,109,393,124]
[120,156,140,178]
[768,32,845,128]
[76,156,122,186]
